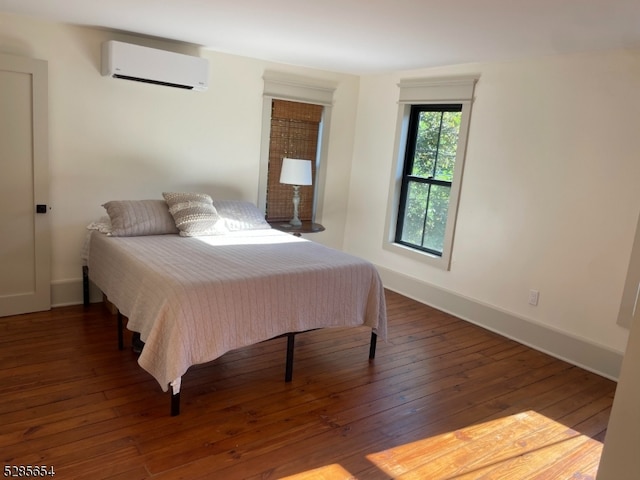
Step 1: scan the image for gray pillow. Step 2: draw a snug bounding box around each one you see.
[162,192,228,237]
[102,199,179,236]
[213,200,271,231]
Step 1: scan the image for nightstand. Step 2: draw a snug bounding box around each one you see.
[269,221,325,237]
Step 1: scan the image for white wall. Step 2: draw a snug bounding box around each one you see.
[0,13,359,302]
[347,50,640,367]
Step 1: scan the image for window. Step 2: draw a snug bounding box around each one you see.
[385,76,478,270]
[258,72,336,222]
[396,104,462,255]
[265,99,323,222]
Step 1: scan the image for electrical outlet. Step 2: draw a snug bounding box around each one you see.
[528,289,539,306]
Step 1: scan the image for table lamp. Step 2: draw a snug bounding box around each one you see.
[279,157,312,227]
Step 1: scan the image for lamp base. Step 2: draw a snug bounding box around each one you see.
[289,185,302,227]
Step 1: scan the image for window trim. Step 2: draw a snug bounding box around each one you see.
[383,75,478,270]
[258,71,336,221]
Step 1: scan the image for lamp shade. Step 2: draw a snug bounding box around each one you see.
[280,158,312,186]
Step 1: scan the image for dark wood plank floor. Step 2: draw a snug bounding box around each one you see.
[0,290,616,479]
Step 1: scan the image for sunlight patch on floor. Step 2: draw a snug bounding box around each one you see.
[278,463,356,480]
[274,411,604,479]
[366,410,603,479]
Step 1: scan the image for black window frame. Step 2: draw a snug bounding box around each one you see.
[395,103,463,256]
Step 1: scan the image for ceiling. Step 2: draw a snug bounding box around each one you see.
[1,0,639,74]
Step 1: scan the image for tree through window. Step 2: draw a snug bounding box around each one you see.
[396,104,463,256]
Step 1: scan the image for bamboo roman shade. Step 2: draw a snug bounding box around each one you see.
[266,99,323,222]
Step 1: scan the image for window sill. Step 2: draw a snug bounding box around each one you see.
[382,240,451,271]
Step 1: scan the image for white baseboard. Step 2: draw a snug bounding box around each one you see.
[376,265,623,381]
[51,278,102,307]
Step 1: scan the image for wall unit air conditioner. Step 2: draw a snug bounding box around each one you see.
[101,40,209,91]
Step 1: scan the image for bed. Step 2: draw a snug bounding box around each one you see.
[83,194,387,415]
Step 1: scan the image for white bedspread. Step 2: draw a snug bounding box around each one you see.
[87,229,387,392]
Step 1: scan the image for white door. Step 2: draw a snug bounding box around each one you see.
[0,53,50,316]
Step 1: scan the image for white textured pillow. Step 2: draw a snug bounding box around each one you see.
[213,200,271,231]
[162,192,228,237]
[102,200,179,236]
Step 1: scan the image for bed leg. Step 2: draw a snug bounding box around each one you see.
[117,311,124,351]
[171,391,181,416]
[369,331,378,360]
[82,265,89,307]
[285,333,295,382]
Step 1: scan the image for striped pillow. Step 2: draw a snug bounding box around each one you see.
[102,199,178,236]
[162,192,228,237]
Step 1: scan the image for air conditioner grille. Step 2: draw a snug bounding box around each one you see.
[113,74,194,90]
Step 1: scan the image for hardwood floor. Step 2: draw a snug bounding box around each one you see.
[0,290,616,479]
